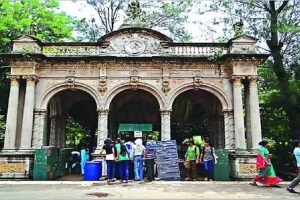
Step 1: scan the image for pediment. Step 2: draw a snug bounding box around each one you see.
[228,35,257,44]
[97,28,173,56]
[13,35,41,43]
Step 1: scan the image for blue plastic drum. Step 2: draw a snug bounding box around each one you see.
[84,161,102,181]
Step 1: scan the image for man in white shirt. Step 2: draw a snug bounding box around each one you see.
[132,138,145,181]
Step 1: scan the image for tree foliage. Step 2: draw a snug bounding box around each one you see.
[199,0,300,139]
[0,0,75,52]
[77,0,192,42]
[65,117,90,150]
[0,0,78,146]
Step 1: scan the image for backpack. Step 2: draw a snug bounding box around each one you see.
[120,144,128,157]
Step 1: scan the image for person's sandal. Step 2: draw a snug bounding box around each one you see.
[287,188,298,193]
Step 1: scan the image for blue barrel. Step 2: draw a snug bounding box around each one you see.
[84,161,102,181]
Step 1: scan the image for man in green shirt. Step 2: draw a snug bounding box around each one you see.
[184,139,200,181]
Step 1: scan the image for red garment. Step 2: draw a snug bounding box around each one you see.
[253,175,282,186]
[256,154,267,171]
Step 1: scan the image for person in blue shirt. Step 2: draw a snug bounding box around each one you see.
[80,145,90,175]
[143,135,157,182]
[287,140,300,193]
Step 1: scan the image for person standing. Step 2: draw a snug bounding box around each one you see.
[143,135,157,182]
[184,139,200,181]
[80,145,90,175]
[102,138,116,184]
[252,140,282,186]
[199,138,217,181]
[133,138,145,181]
[115,138,130,183]
[287,140,300,193]
[125,137,134,180]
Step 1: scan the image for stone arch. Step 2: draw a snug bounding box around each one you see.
[104,82,164,110]
[36,82,101,110]
[168,82,232,111]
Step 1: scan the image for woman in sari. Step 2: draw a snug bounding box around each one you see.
[252,140,282,186]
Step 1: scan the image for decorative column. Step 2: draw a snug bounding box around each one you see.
[20,75,38,149]
[4,75,20,149]
[97,108,109,148]
[245,83,252,148]
[32,109,47,148]
[58,116,66,148]
[248,76,262,149]
[232,75,246,150]
[160,109,171,141]
[49,115,57,146]
[223,109,235,149]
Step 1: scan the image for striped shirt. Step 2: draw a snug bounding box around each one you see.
[145,140,157,159]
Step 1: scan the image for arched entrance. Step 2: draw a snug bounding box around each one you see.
[108,89,161,140]
[171,90,224,148]
[46,89,98,151]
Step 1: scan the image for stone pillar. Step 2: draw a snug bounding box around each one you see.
[160,109,171,141]
[245,83,252,149]
[49,115,57,146]
[97,109,109,148]
[4,75,20,149]
[32,109,47,148]
[248,76,262,149]
[56,115,66,148]
[232,76,246,150]
[223,109,235,149]
[20,75,38,149]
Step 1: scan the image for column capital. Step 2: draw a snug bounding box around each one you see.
[231,75,245,85]
[23,75,38,85]
[160,109,172,115]
[222,109,234,115]
[97,108,109,115]
[7,75,20,86]
[34,109,47,114]
[248,75,259,86]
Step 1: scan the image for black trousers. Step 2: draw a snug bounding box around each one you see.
[145,159,155,180]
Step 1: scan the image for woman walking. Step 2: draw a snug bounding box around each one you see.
[199,138,217,181]
[252,140,282,186]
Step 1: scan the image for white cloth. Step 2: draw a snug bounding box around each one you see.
[133,144,145,156]
[106,154,115,160]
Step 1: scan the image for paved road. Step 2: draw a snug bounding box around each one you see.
[0,181,299,199]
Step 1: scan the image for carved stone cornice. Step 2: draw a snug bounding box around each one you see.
[231,75,245,85]
[7,75,20,86]
[230,58,263,67]
[10,61,38,68]
[248,75,259,86]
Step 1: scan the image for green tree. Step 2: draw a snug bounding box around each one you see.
[65,117,90,150]
[0,0,78,146]
[199,0,300,139]
[77,0,192,42]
